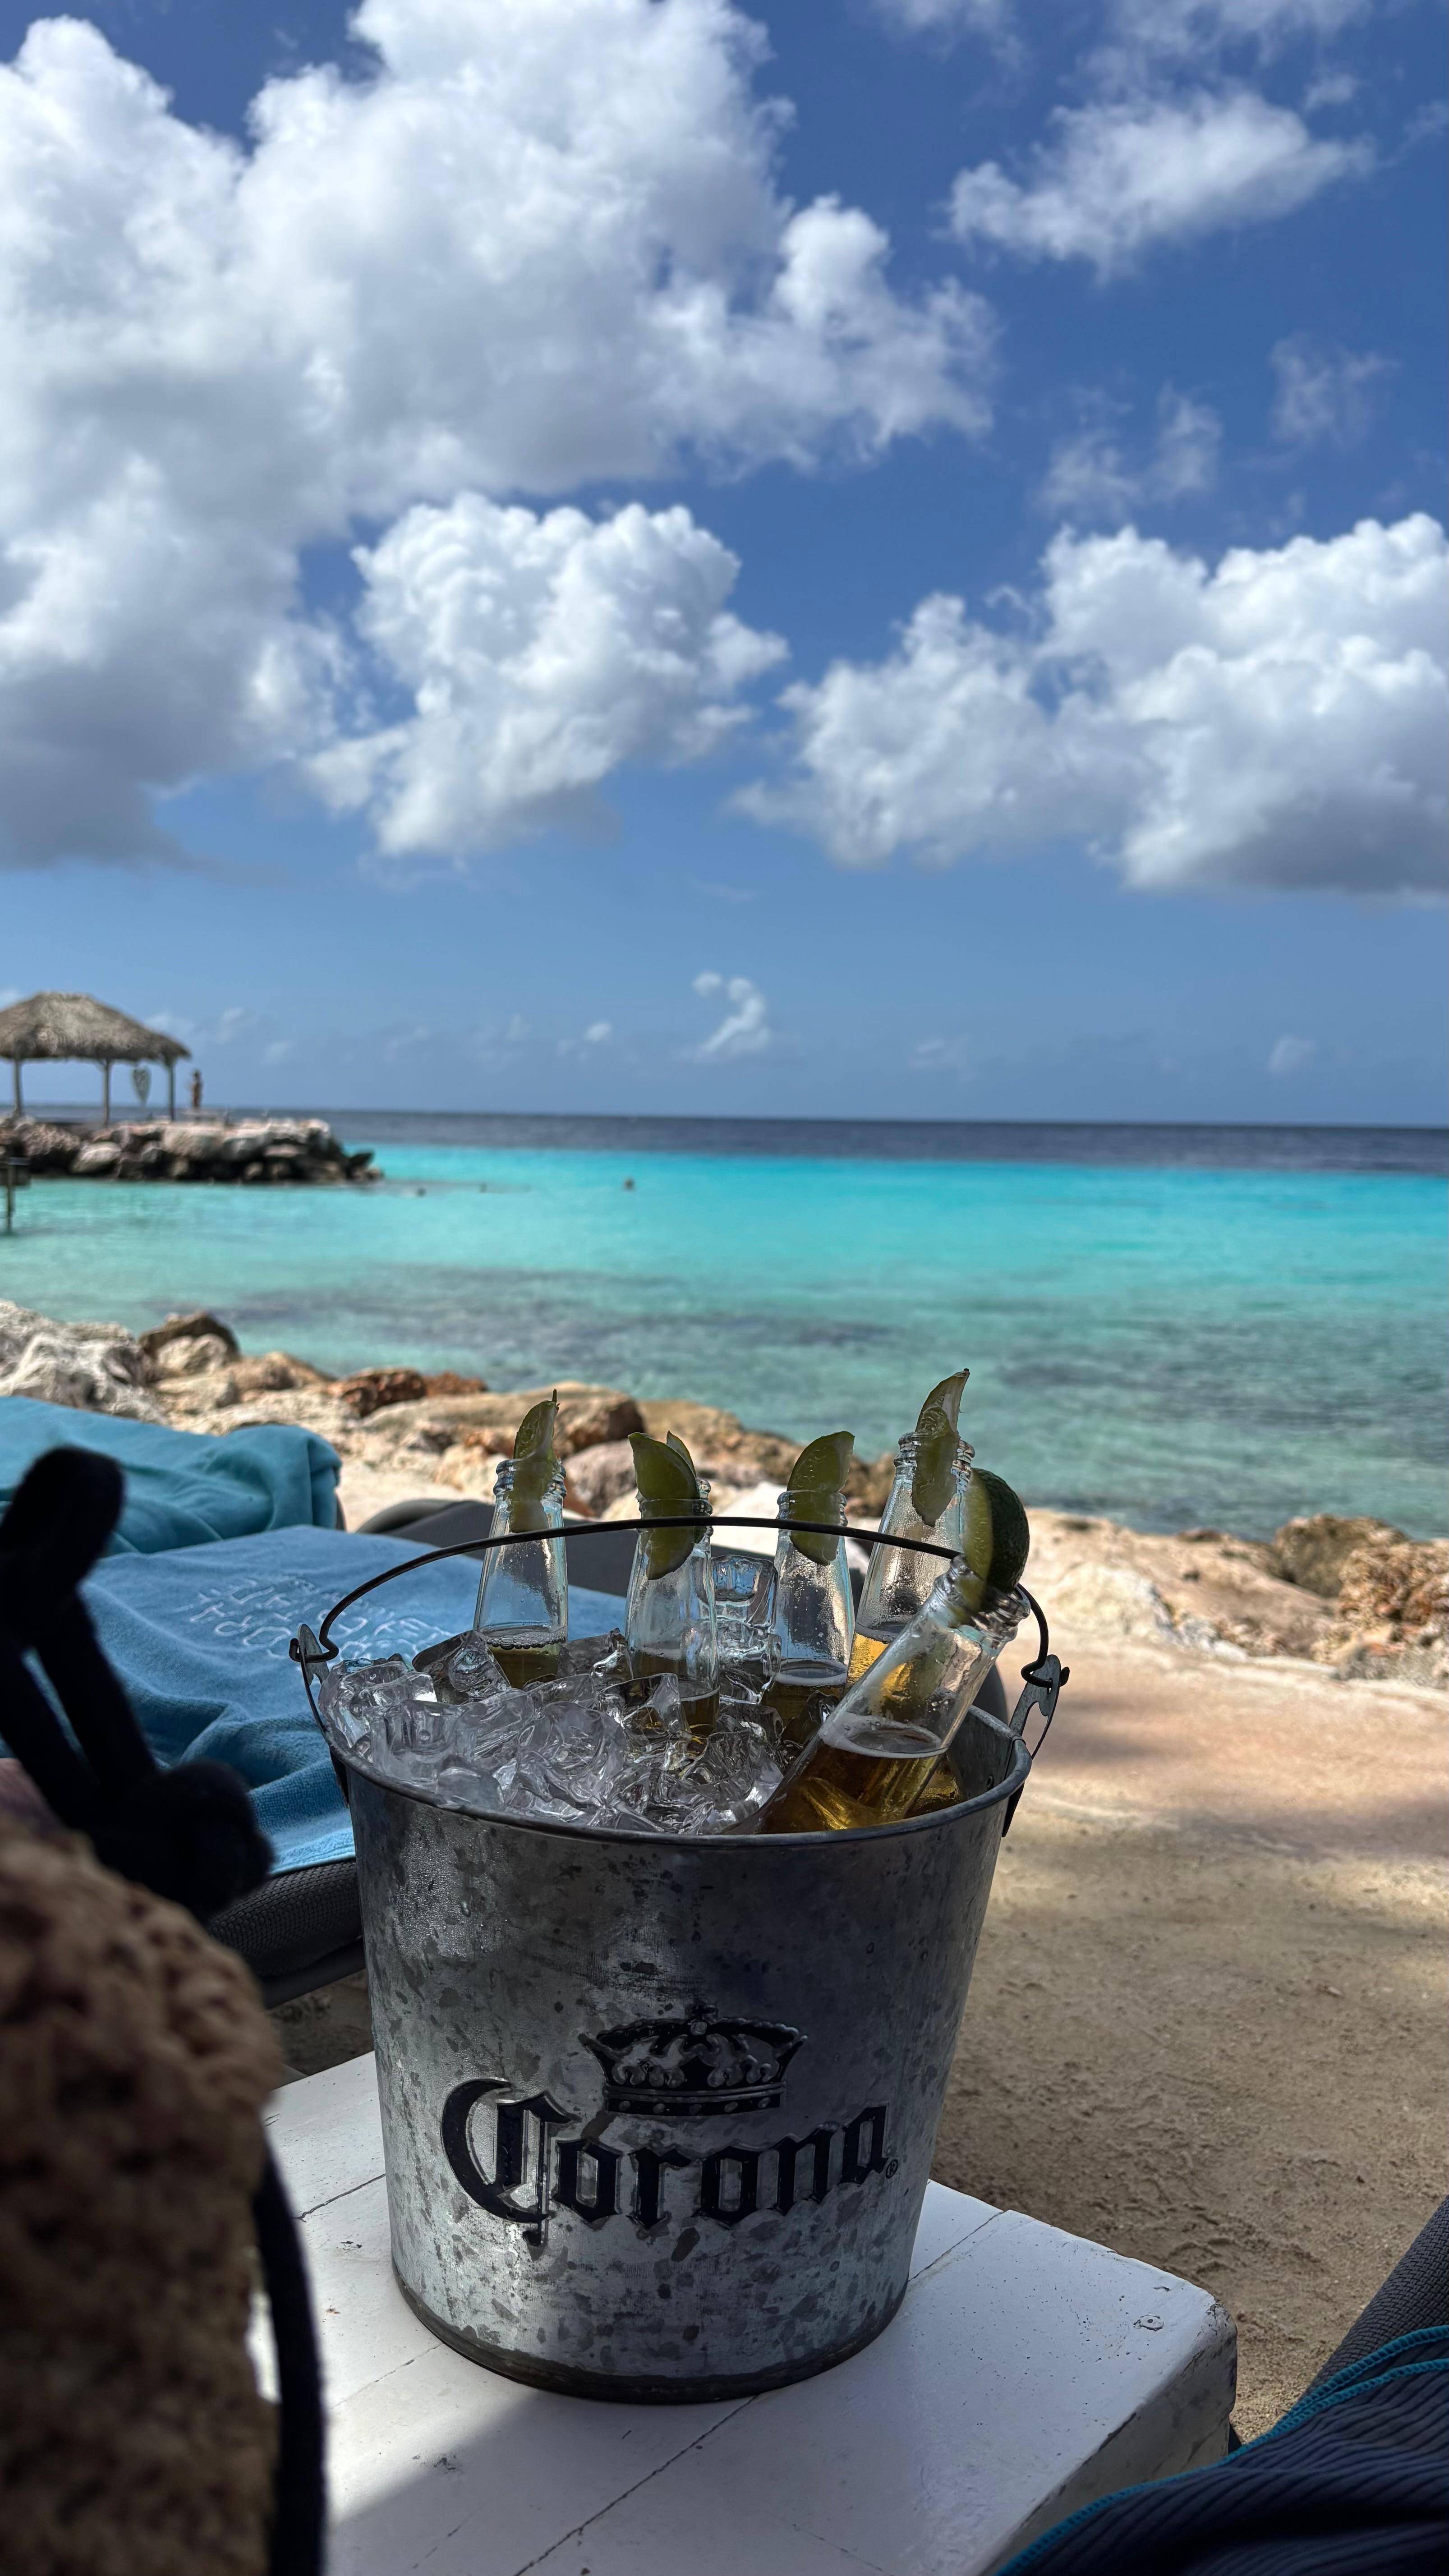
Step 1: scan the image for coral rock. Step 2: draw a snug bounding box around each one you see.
[337,1366,429,1419]
[0,1300,160,1421]
[1313,1533,1449,1684]
[1267,1513,1403,1599]
[564,1439,637,1517]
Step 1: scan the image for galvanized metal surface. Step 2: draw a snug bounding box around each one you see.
[348,1707,1029,2402]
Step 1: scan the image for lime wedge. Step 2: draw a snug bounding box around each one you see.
[665,1429,698,1476]
[911,1368,970,1526]
[630,1431,704,1577]
[919,1371,969,1436]
[785,1431,855,1563]
[953,1467,1031,1613]
[508,1394,558,1533]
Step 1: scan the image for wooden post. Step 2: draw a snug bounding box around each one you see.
[3,1160,12,1235]
[167,1060,176,1119]
[101,1059,111,1124]
[10,1057,20,1118]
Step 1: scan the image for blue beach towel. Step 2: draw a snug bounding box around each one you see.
[0,1396,341,1554]
[80,1526,629,1873]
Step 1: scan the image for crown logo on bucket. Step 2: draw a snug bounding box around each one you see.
[582,2008,803,2116]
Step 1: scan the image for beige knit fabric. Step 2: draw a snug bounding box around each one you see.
[0,1818,284,2576]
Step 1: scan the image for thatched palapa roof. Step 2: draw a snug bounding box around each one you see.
[0,992,190,1066]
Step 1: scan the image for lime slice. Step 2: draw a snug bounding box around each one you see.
[630,1431,704,1577]
[919,1371,969,1436]
[785,1431,855,1564]
[665,1429,698,1476]
[953,1467,1031,1613]
[911,1368,970,1526]
[507,1394,558,1533]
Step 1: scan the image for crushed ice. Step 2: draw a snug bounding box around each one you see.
[317,1633,783,1835]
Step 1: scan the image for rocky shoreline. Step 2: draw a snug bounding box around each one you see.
[2,1298,1444,1687]
[0,1113,375,1186]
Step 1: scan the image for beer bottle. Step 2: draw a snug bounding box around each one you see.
[625,1431,720,1743]
[763,1432,856,1754]
[758,1557,1026,1835]
[851,1371,972,1681]
[472,1397,567,1684]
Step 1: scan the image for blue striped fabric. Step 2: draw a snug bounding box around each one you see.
[996,2329,1448,2576]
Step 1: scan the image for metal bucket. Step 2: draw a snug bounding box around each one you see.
[297,1519,1060,2402]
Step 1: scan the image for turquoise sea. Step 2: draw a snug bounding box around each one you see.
[6,1114,1445,1540]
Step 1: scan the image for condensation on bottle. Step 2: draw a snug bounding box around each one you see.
[472,1457,568,1685]
[850,1426,974,1684]
[624,1477,721,1744]
[763,1483,856,1754]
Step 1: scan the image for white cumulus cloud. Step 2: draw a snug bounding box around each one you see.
[310,495,785,859]
[948,89,1371,273]
[0,0,992,869]
[740,513,1448,897]
[691,971,773,1057]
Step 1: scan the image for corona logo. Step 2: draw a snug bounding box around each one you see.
[440,2006,896,2249]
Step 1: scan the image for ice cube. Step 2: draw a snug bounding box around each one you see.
[320,1633,783,1835]
[713,1552,776,1674]
[559,1630,626,1680]
[318,1655,428,1755]
[317,1656,381,1751]
[375,1671,443,1752]
[445,1633,511,1702]
[604,1698,782,1836]
[697,1706,783,1828]
[637,1671,683,1729]
[506,1674,637,1822]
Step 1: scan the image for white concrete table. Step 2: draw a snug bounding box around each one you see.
[265,2054,1235,2576]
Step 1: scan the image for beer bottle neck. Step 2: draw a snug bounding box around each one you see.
[474,1463,568,1642]
[855,1434,973,1640]
[829,1561,1023,1755]
[769,1489,852,1674]
[490,1459,566,1533]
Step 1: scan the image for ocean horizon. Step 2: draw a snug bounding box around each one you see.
[7,1109,1446,1542]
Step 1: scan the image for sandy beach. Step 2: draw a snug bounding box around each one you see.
[938,1630,1445,2437]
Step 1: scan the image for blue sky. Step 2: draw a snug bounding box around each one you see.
[2,0,1444,1121]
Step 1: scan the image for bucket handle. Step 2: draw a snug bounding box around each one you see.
[290,1513,1053,1663]
[999,1650,1067,1839]
[290,1518,1065,1826]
